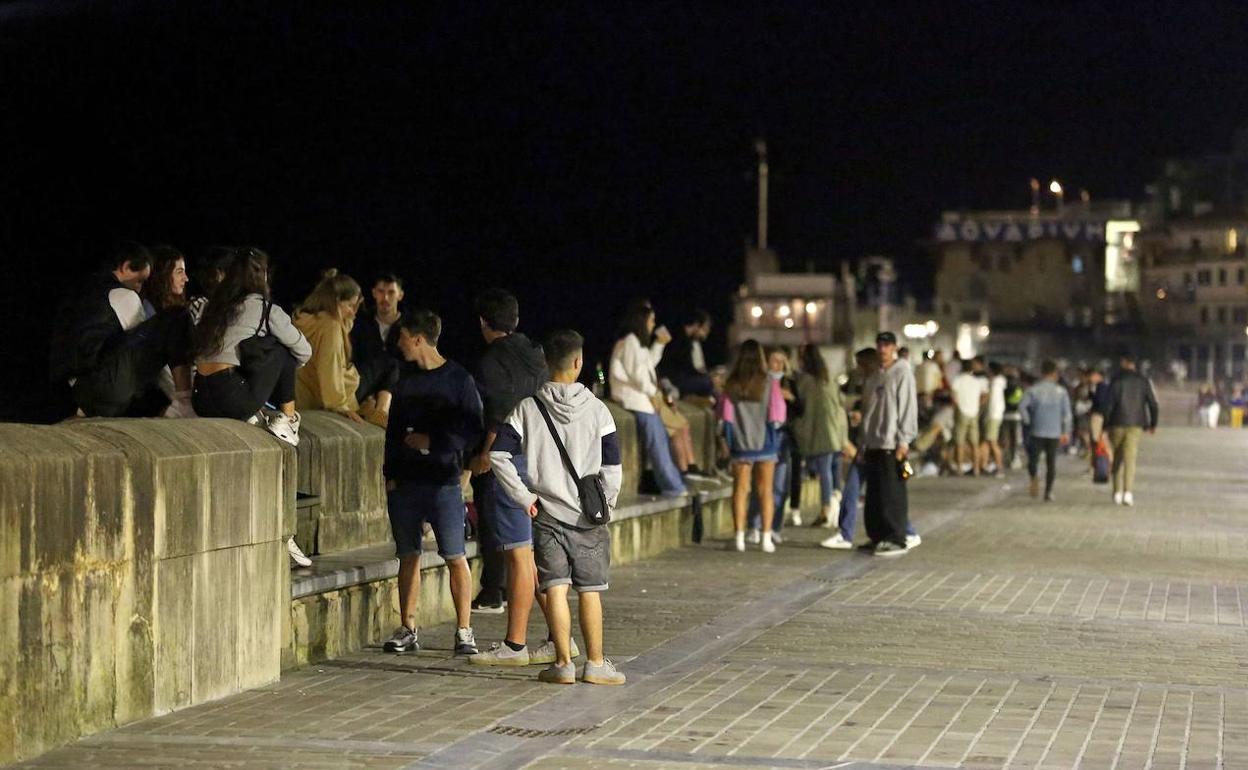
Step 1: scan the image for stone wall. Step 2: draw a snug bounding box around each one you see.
[0,419,292,765]
[293,413,388,554]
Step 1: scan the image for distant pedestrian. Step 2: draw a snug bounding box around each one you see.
[951,356,988,476]
[859,332,918,557]
[721,340,786,553]
[1019,360,1071,502]
[1104,354,1159,506]
[746,345,801,543]
[792,343,851,537]
[981,361,1007,477]
[1197,383,1220,428]
[489,329,626,685]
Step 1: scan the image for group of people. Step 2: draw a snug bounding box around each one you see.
[910,350,1160,504]
[1196,380,1248,428]
[49,243,1165,688]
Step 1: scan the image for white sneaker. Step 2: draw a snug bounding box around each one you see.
[770,531,783,545]
[790,507,803,527]
[820,533,853,550]
[266,412,300,447]
[734,531,746,552]
[247,411,264,426]
[1123,492,1134,507]
[906,534,922,549]
[761,532,776,553]
[1113,491,1124,505]
[746,528,761,544]
[287,537,312,567]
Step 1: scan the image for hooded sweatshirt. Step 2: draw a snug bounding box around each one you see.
[490,382,622,528]
[476,332,548,429]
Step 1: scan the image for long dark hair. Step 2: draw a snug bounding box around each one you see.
[725,339,768,402]
[142,244,187,311]
[194,247,272,359]
[617,301,654,345]
[800,343,830,384]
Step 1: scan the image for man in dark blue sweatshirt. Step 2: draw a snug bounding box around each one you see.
[382,309,484,656]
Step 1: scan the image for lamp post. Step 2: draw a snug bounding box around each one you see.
[1049,179,1065,214]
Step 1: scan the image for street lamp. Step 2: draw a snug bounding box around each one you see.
[1049,179,1064,213]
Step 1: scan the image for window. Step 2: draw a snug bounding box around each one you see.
[1217,306,1227,324]
[1201,307,1209,324]
[1198,270,1212,286]
[1234,307,1248,324]
[1238,268,1245,285]
[1184,271,1193,286]
[1072,256,1084,274]
[1219,268,1228,286]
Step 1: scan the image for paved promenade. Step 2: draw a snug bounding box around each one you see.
[14,427,1248,769]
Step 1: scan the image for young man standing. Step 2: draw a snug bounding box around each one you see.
[51,241,194,417]
[349,272,405,425]
[950,356,988,476]
[490,329,626,685]
[467,289,581,665]
[1104,354,1159,506]
[657,308,715,399]
[859,332,918,557]
[1019,360,1072,502]
[982,361,1008,477]
[382,310,483,656]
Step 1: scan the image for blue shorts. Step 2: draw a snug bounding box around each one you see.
[386,482,467,560]
[487,456,533,551]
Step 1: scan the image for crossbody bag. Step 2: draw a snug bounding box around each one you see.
[532,396,611,526]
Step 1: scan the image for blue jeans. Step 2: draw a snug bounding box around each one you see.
[747,455,789,532]
[838,460,915,541]
[805,453,841,505]
[633,410,686,495]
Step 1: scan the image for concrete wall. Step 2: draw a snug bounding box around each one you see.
[294,413,388,554]
[0,419,293,765]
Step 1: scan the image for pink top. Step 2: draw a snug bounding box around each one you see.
[718,378,787,424]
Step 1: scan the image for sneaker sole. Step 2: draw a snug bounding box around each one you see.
[581,675,626,686]
[471,606,507,615]
[455,647,479,656]
[469,656,530,666]
[538,675,576,685]
[873,548,909,558]
[384,643,420,653]
[821,543,853,550]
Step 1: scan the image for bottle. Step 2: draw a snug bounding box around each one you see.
[593,362,606,397]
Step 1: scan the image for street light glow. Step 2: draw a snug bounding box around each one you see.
[805,301,817,315]
[783,318,795,329]
[750,305,763,319]
[777,305,791,318]
[1049,180,1063,195]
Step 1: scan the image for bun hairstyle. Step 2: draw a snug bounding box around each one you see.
[300,268,362,318]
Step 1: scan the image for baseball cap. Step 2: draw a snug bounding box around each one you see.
[876,331,898,345]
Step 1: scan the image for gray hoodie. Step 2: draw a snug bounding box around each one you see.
[490,381,623,528]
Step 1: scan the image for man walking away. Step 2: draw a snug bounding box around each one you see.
[382,310,483,656]
[859,332,918,557]
[1104,354,1159,507]
[491,330,626,685]
[1019,360,1071,502]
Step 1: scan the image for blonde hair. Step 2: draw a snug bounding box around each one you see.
[300,268,361,318]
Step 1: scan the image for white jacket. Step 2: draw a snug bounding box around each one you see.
[608,333,665,413]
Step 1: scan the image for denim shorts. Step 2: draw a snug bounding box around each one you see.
[533,512,610,592]
[487,456,534,551]
[386,482,467,560]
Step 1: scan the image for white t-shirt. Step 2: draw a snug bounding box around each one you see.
[987,374,1007,420]
[951,372,988,417]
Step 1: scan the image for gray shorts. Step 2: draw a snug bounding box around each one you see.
[533,511,610,593]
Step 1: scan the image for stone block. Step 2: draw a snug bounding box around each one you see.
[191,546,240,703]
[295,411,387,553]
[237,540,283,689]
[153,554,194,713]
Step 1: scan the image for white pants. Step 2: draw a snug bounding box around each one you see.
[1199,403,1220,428]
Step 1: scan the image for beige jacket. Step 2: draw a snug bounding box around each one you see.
[293,311,361,413]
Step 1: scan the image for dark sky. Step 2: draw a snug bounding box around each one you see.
[2,1,1246,420]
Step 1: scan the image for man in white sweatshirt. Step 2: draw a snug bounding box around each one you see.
[490,329,626,686]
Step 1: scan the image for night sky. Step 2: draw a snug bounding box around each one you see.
[3,2,1246,421]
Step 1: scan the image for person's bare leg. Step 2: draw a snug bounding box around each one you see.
[546,584,573,665]
[754,461,776,532]
[990,440,1003,472]
[172,364,193,391]
[504,547,536,646]
[279,400,296,418]
[397,554,421,630]
[375,390,392,414]
[956,440,967,474]
[447,557,472,629]
[732,462,752,531]
[578,591,605,665]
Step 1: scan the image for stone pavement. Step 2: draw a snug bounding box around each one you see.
[12,427,1248,770]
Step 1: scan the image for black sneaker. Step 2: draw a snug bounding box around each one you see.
[455,627,479,655]
[472,594,506,615]
[384,626,419,653]
[873,541,910,558]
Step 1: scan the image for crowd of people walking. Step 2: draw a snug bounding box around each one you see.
[50,242,1164,687]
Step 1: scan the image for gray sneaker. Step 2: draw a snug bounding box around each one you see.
[469,642,530,666]
[537,661,576,685]
[581,658,626,686]
[454,627,479,655]
[528,637,580,665]
[873,541,909,558]
[383,626,419,653]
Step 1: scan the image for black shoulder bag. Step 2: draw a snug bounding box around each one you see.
[532,397,611,526]
[237,300,281,373]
